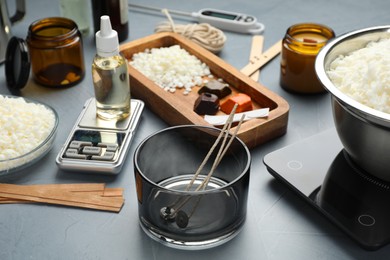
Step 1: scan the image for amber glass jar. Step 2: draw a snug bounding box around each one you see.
[26,17,85,87]
[280,23,335,94]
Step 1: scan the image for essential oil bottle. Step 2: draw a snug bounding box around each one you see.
[92,15,130,120]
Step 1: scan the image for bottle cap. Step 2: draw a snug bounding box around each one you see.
[95,16,119,57]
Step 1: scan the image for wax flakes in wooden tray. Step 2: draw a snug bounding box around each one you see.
[120,32,289,148]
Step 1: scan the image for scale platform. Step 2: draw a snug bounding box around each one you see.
[263,128,390,251]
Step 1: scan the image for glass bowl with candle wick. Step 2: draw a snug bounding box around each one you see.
[133,125,251,250]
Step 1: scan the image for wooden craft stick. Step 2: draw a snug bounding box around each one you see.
[74,188,124,197]
[0,197,29,204]
[0,195,122,211]
[248,35,264,81]
[0,183,124,212]
[240,39,282,77]
[0,183,107,199]
[0,183,106,193]
[0,191,124,212]
[0,193,122,212]
[0,188,124,207]
[102,188,124,197]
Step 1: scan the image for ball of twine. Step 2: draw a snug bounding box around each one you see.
[154,9,227,53]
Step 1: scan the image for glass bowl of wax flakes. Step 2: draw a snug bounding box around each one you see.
[0,95,58,175]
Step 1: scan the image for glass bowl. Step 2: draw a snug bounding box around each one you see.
[0,95,59,175]
[133,125,251,250]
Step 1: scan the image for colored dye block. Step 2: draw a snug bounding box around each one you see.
[194,92,220,115]
[220,93,252,114]
[198,79,232,98]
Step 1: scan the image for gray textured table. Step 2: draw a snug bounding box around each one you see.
[1,0,389,259]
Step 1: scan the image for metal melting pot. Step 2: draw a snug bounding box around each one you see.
[0,0,25,63]
[315,25,390,182]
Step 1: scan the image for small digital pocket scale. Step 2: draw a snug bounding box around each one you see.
[56,98,144,174]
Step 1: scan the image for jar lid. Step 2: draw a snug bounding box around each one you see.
[5,37,30,91]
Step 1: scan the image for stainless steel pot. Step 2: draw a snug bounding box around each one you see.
[315,25,390,182]
[0,0,25,63]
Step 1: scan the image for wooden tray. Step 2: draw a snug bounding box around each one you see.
[120,32,289,149]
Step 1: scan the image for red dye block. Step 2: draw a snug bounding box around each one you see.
[220,93,253,114]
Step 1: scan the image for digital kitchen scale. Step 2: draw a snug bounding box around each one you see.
[263,128,390,251]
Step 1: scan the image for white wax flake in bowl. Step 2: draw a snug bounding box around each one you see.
[327,38,390,114]
[0,95,57,173]
[129,45,211,94]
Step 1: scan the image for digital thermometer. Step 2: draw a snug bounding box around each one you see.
[128,4,265,34]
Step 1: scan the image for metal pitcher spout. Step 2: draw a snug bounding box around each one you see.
[0,0,26,63]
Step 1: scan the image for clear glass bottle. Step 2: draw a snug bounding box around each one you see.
[279,23,335,94]
[59,0,91,36]
[92,15,130,120]
[26,17,85,87]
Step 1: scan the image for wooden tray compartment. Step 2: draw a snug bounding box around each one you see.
[120,32,289,148]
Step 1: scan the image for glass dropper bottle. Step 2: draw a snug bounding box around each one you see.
[92,15,131,120]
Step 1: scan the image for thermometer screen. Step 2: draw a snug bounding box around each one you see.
[201,10,237,20]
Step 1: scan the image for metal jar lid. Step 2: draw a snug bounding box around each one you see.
[5,36,31,91]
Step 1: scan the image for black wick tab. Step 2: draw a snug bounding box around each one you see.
[160,206,176,221]
[175,210,189,228]
[160,203,190,228]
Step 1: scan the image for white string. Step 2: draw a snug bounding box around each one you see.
[155,9,227,53]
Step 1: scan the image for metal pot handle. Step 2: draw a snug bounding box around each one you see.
[10,0,25,24]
